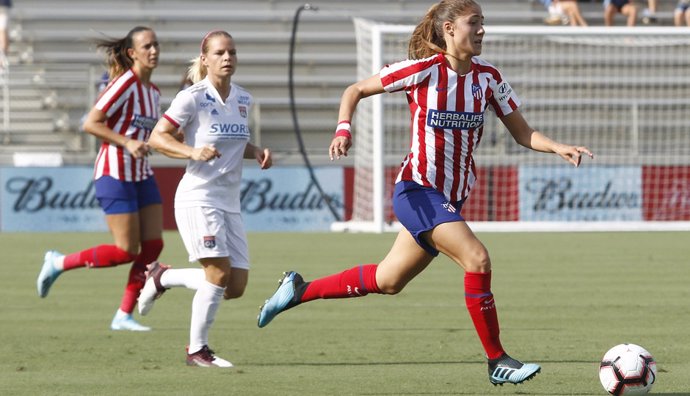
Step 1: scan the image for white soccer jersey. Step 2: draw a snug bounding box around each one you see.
[163,78,252,213]
[93,68,161,182]
[381,53,520,202]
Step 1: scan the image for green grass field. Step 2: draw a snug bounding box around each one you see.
[1,231,688,396]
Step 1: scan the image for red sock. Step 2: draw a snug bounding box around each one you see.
[464,271,504,360]
[62,245,136,271]
[119,239,164,314]
[301,264,381,302]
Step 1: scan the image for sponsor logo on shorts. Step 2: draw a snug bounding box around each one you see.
[442,201,457,213]
[203,235,216,248]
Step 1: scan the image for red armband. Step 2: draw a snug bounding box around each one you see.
[334,120,352,139]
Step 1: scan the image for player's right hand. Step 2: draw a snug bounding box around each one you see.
[191,145,221,162]
[329,136,351,160]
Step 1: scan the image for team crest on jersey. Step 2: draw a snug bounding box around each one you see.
[203,235,216,248]
[239,106,247,118]
[471,84,483,100]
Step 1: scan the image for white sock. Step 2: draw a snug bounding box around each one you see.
[188,280,225,354]
[160,268,205,290]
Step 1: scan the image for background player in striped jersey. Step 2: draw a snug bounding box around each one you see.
[37,26,164,332]
[142,30,272,368]
[258,0,592,386]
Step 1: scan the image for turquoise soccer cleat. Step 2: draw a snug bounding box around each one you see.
[257,271,303,328]
[37,250,64,298]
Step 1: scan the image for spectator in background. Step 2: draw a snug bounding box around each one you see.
[642,0,658,24]
[0,0,12,59]
[674,0,690,26]
[557,0,589,26]
[142,30,272,368]
[604,0,638,26]
[37,26,164,332]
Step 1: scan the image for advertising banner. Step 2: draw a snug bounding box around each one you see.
[0,167,107,232]
[519,165,642,221]
[240,166,344,231]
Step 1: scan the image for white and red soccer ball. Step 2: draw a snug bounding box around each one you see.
[599,343,657,395]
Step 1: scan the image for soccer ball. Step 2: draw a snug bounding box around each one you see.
[599,343,657,395]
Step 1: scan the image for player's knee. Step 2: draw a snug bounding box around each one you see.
[465,246,491,273]
[223,285,246,300]
[376,279,406,295]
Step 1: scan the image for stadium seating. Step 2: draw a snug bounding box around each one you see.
[0,0,680,165]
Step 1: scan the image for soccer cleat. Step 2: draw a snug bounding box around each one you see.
[110,310,151,331]
[186,345,233,368]
[488,353,541,385]
[137,261,170,316]
[257,271,303,328]
[37,250,64,298]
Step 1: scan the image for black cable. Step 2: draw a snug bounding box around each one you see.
[288,3,342,221]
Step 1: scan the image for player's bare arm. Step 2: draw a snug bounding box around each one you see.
[149,117,220,161]
[82,108,149,159]
[330,74,385,160]
[501,110,593,167]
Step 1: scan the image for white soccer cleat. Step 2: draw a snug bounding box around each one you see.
[137,261,170,316]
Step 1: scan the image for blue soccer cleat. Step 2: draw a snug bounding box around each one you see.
[488,353,541,385]
[37,250,64,298]
[110,309,151,331]
[257,271,303,328]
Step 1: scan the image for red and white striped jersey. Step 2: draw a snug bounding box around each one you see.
[380,53,520,202]
[92,68,161,182]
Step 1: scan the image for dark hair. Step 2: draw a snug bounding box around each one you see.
[187,30,233,84]
[95,26,154,79]
[408,0,478,59]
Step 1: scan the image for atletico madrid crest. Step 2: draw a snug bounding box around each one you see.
[471,84,482,100]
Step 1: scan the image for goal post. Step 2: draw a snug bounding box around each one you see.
[331,20,690,233]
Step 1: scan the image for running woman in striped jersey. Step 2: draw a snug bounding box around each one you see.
[257,0,593,386]
[37,26,164,332]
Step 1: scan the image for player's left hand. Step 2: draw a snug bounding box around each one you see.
[255,147,272,169]
[558,145,593,167]
[329,136,352,160]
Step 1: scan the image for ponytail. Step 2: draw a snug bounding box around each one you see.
[407,0,478,60]
[94,26,153,79]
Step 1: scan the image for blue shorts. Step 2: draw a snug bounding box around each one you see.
[94,175,162,215]
[392,181,465,257]
[605,0,629,11]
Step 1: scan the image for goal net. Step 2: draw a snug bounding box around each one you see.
[332,20,690,232]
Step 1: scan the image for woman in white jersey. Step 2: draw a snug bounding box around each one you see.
[257,0,593,386]
[37,26,164,332]
[143,30,272,368]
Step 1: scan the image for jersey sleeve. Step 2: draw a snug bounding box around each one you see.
[487,71,521,117]
[379,55,438,93]
[163,89,196,129]
[94,74,132,117]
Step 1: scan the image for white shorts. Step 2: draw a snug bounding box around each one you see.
[175,206,250,270]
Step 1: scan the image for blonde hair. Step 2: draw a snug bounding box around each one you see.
[95,26,154,79]
[408,0,478,59]
[187,30,233,84]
